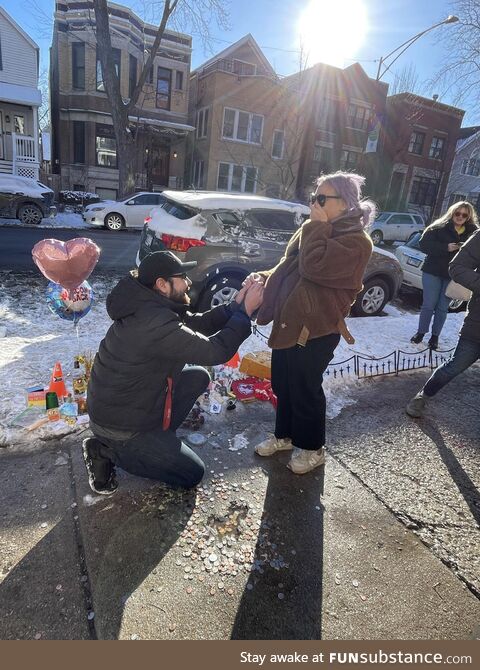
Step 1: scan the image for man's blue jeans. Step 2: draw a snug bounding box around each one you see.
[418,272,451,336]
[424,337,480,397]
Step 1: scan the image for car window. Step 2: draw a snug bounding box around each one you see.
[375,213,390,222]
[213,211,242,228]
[160,199,197,220]
[413,215,424,226]
[246,209,298,231]
[388,214,413,225]
[406,232,422,250]
[129,194,159,206]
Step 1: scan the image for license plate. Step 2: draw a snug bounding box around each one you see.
[406,256,422,267]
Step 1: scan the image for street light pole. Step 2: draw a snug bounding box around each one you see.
[376,15,459,81]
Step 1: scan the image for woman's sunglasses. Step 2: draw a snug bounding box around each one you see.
[453,211,469,220]
[310,193,342,207]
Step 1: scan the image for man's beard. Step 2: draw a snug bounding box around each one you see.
[170,286,191,305]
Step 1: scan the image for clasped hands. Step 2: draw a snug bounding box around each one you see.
[234,272,265,317]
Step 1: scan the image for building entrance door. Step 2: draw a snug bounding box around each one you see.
[148,141,169,188]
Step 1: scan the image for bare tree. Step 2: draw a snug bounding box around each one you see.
[93,0,229,197]
[389,64,422,96]
[433,0,480,121]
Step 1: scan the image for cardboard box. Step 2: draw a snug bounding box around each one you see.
[239,351,272,380]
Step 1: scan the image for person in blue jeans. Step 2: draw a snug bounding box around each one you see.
[410,201,477,350]
[406,228,480,418]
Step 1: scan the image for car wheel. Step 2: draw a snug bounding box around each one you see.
[370,230,383,246]
[197,275,243,311]
[448,298,466,313]
[104,212,125,231]
[18,204,43,225]
[352,278,389,317]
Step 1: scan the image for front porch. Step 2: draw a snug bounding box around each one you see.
[0,132,40,179]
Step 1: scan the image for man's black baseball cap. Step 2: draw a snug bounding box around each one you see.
[138,251,197,286]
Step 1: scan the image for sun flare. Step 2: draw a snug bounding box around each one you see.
[297,0,368,68]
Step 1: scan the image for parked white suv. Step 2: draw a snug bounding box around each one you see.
[367,211,425,246]
[83,192,166,231]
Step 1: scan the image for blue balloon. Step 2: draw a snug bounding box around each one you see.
[46,281,94,322]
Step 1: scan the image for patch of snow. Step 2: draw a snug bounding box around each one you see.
[160,190,310,214]
[0,213,88,229]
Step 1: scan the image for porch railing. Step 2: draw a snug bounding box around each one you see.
[13,133,37,163]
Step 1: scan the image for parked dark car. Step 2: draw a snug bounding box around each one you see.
[137,191,404,317]
[0,175,56,224]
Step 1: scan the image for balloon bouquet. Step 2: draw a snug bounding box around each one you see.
[32,238,101,323]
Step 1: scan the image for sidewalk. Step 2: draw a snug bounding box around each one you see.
[0,373,479,640]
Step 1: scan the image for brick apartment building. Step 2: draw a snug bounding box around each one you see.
[188,35,306,200]
[50,0,194,200]
[381,93,464,220]
[288,62,388,202]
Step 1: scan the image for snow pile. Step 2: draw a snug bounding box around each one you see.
[0,213,88,229]
[0,271,467,449]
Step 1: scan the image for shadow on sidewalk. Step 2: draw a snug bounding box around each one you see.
[418,420,480,528]
[231,456,324,640]
[84,484,196,639]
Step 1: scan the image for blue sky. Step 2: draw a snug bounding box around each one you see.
[4,0,475,123]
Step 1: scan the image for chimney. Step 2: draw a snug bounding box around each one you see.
[432,94,439,102]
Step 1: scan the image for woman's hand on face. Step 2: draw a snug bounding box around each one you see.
[310,202,329,223]
[448,242,460,252]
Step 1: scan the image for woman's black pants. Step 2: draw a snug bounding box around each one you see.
[271,333,340,451]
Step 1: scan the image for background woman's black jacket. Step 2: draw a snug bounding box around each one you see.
[449,229,480,344]
[419,219,477,279]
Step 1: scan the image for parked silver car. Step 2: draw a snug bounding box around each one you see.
[137,190,404,317]
[367,211,425,246]
[83,192,166,231]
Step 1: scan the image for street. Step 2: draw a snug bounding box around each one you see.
[0,226,140,272]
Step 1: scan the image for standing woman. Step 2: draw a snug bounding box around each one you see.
[250,172,374,475]
[411,201,478,349]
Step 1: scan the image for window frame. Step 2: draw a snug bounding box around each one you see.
[196,107,209,139]
[347,104,370,131]
[222,107,264,145]
[339,149,361,171]
[408,131,426,156]
[408,176,438,207]
[96,48,121,92]
[175,70,184,90]
[95,123,117,169]
[272,129,285,159]
[216,161,258,193]
[461,154,480,177]
[72,42,85,90]
[156,67,172,109]
[193,159,205,188]
[128,54,137,99]
[429,136,445,160]
[73,120,85,164]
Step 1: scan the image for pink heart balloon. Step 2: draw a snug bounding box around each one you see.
[32,238,101,290]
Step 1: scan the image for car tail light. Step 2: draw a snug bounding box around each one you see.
[161,234,206,253]
[144,216,152,225]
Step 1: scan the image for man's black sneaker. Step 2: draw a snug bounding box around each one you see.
[428,335,439,350]
[410,332,425,344]
[82,438,118,496]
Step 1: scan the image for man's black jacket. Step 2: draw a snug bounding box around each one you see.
[419,219,477,279]
[449,229,480,344]
[87,274,251,431]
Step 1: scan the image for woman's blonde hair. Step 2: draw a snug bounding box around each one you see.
[430,201,478,229]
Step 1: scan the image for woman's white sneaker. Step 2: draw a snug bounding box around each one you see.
[287,448,325,474]
[255,436,293,457]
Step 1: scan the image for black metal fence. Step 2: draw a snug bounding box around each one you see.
[251,326,455,380]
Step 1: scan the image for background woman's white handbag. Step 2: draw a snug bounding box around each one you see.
[445,280,472,302]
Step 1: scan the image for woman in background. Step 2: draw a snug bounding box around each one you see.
[411,201,478,350]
